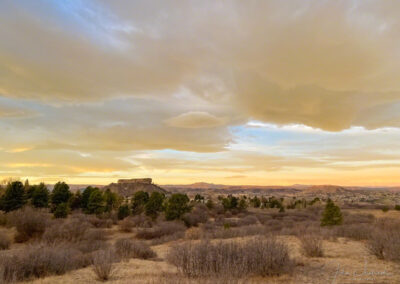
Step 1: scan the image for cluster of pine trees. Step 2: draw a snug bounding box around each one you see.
[0,180,194,222]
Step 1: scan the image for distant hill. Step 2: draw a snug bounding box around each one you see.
[162,182,399,195]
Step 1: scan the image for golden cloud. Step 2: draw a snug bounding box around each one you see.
[164,111,226,128]
[1,1,400,130]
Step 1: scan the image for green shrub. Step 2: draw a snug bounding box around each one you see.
[117,204,130,220]
[321,199,342,226]
[165,194,191,221]
[54,203,69,218]
[145,192,164,219]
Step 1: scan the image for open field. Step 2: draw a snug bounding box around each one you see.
[1,191,400,284]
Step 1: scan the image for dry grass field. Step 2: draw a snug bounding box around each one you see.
[0,203,399,284]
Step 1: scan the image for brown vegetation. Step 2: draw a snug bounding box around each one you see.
[299,234,324,257]
[167,236,294,278]
[8,207,49,242]
[114,238,156,260]
[0,232,10,250]
[0,243,86,282]
[91,249,116,281]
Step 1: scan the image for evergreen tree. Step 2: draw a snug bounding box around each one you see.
[2,181,25,212]
[250,196,261,208]
[118,203,130,220]
[165,193,191,220]
[194,194,205,203]
[145,192,165,219]
[54,202,69,218]
[131,191,149,215]
[31,183,49,208]
[221,195,239,210]
[81,186,96,210]
[51,182,72,211]
[70,190,82,210]
[103,188,118,212]
[87,189,105,214]
[321,199,343,226]
[24,179,35,199]
[238,197,248,211]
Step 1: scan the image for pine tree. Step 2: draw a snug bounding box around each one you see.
[54,202,69,218]
[165,193,191,220]
[131,191,149,215]
[51,182,72,211]
[87,190,105,214]
[145,192,165,219]
[118,203,130,220]
[31,183,49,208]
[2,181,25,212]
[70,190,82,210]
[321,199,343,226]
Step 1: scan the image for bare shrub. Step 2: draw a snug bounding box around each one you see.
[255,214,272,225]
[114,238,156,260]
[0,213,7,227]
[8,207,49,242]
[75,240,109,255]
[87,215,112,228]
[211,203,225,215]
[131,214,153,228]
[185,227,204,240]
[99,212,119,225]
[0,243,85,281]
[367,219,400,262]
[334,223,371,240]
[299,234,324,257]
[343,212,375,225]
[206,225,267,239]
[167,237,294,278]
[151,232,186,245]
[182,204,209,227]
[0,232,11,250]
[136,221,186,240]
[43,220,108,254]
[237,215,258,226]
[92,249,116,281]
[119,218,134,232]
[43,219,91,243]
[264,219,283,233]
[75,229,109,254]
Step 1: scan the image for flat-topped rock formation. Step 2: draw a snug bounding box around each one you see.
[117,178,152,184]
[104,178,167,198]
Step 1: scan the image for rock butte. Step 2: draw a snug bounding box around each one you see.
[104,178,167,198]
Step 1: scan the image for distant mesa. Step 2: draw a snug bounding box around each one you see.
[117,178,152,184]
[104,178,167,198]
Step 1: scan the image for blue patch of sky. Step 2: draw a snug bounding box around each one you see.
[7,0,128,49]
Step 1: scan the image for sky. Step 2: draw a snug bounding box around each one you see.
[1,0,400,186]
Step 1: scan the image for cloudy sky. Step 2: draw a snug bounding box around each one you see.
[1,0,400,186]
